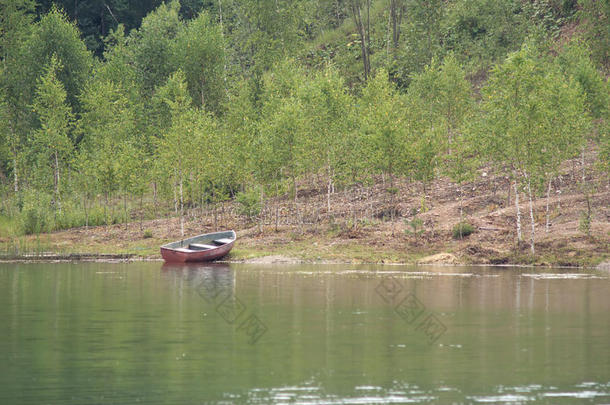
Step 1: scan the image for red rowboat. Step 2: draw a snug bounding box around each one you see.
[160,230,236,263]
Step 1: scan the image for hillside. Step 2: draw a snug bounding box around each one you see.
[3,150,607,267]
[0,0,608,268]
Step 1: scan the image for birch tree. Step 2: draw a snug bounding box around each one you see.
[347,0,371,80]
[480,44,589,253]
[30,55,73,214]
[361,69,409,232]
[174,11,225,114]
[300,67,355,214]
[156,70,193,237]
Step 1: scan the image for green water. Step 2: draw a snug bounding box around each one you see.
[1,262,609,404]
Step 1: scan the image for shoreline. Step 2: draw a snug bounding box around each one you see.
[2,251,608,270]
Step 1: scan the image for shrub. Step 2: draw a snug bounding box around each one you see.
[143,229,153,238]
[235,188,261,220]
[452,222,474,239]
[579,211,592,236]
[404,216,425,238]
[19,191,52,235]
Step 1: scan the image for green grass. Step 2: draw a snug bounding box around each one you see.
[0,215,21,238]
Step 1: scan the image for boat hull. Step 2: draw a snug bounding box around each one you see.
[160,231,236,263]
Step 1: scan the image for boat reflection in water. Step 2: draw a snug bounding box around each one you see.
[161,262,235,301]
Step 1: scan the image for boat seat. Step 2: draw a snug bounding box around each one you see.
[174,248,193,253]
[189,243,216,250]
[213,238,233,245]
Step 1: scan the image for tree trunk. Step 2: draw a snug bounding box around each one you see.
[104,193,108,225]
[173,180,178,214]
[258,188,264,234]
[390,0,403,56]
[459,184,463,226]
[54,151,61,213]
[513,179,522,242]
[83,195,89,229]
[293,174,299,228]
[349,0,370,80]
[275,182,279,232]
[390,173,396,236]
[581,146,585,183]
[139,194,143,231]
[526,178,535,254]
[327,163,332,214]
[557,176,562,210]
[153,181,158,218]
[12,152,18,193]
[366,0,371,51]
[506,177,511,208]
[124,193,128,230]
[218,0,229,97]
[179,172,184,237]
[9,115,18,193]
[545,178,551,233]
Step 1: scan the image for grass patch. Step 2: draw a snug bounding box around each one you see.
[452,222,474,239]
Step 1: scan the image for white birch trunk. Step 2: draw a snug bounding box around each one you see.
[54,151,61,213]
[545,178,551,233]
[13,156,18,193]
[513,179,522,242]
[173,175,178,214]
[459,185,463,224]
[327,163,332,214]
[259,188,264,234]
[526,178,535,254]
[179,172,184,237]
[218,0,229,97]
[581,146,585,183]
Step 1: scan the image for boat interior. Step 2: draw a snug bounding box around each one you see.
[189,238,232,251]
[162,231,235,252]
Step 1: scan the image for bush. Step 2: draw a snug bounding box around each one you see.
[235,188,261,220]
[143,229,153,238]
[452,222,474,239]
[19,191,53,235]
[404,216,425,238]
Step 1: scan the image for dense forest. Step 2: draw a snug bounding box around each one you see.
[0,0,608,254]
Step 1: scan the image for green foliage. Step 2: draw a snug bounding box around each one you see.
[23,6,92,111]
[174,11,225,113]
[30,55,74,197]
[452,222,474,239]
[557,39,609,120]
[143,229,153,239]
[579,209,592,236]
[479,43,589,179]
[19,191,52,235]
[0,214,20,238]
[0,0,607,242]
[404,216,424,238]
[361,69,409,182]
[577,0,610,66]
[442,0,529,71]
[235,188,262,220]
[131,0,183,94]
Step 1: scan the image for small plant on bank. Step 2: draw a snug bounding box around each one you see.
[143,229,153,239]
[579,188,593,237]
[404,216,424,239]
[452,222,474,239]
[235,189,261,222]
[579,211,592,236]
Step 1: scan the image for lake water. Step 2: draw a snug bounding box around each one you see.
[1,262,609,404]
